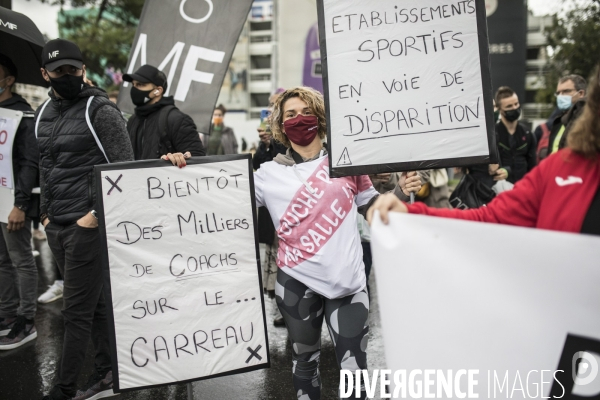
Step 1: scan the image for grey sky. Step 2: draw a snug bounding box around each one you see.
[14,0,565,40]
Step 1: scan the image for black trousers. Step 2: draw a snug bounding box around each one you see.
[46,222,111,398]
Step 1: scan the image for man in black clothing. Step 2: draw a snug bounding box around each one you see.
[0,54,39,350]
[495,86,536,184]
[36,39,134,400]
[124,64,205,165]
[544,74,587,159]
[252,119,286,170]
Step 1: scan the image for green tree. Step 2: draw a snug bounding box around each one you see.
[537,0,600,105]
[32,0,144,88]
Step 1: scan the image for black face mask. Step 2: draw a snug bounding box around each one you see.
[503,107,521,122]
[130,87,153,107]
[48,74,84,100]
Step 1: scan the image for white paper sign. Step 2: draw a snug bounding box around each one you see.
[0,108,20,190]
[317,0,496,176]
[371,213,600,399]
[97,156,269,392]
[0,108,22,224]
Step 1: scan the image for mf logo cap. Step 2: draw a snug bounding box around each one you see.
[41,38,83,72]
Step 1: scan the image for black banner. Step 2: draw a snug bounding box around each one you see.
[117,0,253,134]
[486,0,527,103]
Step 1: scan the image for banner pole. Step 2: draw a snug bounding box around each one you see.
[187,382,194,400]
[410,192,415,205]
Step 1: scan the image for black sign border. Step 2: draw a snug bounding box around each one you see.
[317,0,498,178]
[95,154,270,393]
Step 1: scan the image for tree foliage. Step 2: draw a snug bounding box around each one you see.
[537,0,600,104]
[32,0,144,88]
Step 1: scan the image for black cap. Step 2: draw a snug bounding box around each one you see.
[0,53,18,80]
[41,39,83,71]
[123,65,166,87]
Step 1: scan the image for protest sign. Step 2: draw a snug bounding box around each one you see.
[371,213,600,398]
[317,0,497,177]
[0,108,22,223]
[0,108,21,190]
[96,155,269,392]
[118,0,254,134]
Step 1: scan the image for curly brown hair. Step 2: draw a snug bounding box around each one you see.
[269,87,327,148]
[568,65,600,158]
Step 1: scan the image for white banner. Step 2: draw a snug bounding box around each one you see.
[0,108,22,224]
[97,155,268,392]
[317,0,496,177]
[371,213,600,399]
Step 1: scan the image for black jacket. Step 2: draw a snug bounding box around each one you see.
[545,98,586,158]
[253,139,287,244]
[496,121,537,184]
[35,86,134,225]
[127,96,205,160]
[0,94,39,218]
[252,139,287,171]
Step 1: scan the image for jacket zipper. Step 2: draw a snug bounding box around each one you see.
[47,101,63,209]
[87,173,93,208]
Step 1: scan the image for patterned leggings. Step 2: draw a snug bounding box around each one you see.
[275,269,369,400]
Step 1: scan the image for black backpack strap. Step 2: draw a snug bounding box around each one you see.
[158,105,177,154]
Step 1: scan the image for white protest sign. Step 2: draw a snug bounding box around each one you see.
[97,155,269,392]
[0,108,22,223]
[0,108,22,189]
[317,0,496,177]
[371,213,600,399]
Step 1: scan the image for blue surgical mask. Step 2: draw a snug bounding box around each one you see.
[0,77,7,95]
[557,95,572,111]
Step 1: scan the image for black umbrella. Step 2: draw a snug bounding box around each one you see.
[0,6,48,87]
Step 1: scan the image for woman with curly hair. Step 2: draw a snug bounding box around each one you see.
[253,86,421,399]
[370,65,600,236]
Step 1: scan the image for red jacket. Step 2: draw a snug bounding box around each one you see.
[407,149,600,233]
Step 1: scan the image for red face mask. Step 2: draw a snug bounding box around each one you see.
[283,115,319,146]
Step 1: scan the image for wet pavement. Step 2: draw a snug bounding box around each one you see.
[0,239,388,400]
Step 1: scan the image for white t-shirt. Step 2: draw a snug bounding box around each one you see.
[254,154,379,299]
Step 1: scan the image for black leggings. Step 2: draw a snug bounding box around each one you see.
[275,269,369,399]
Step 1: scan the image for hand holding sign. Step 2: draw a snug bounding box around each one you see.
[161,151,191,168]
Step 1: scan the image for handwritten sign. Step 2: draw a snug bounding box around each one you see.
[0,108,22,190]
[96,155,269,392]
[317,0,497,177]
[0,108,22,223]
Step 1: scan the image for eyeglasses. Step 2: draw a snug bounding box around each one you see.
[555,88,576,97]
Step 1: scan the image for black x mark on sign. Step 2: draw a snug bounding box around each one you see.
[245,345,262,363]
[105,174,123,195]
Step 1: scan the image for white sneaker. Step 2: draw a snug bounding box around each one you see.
[38,280,64,304]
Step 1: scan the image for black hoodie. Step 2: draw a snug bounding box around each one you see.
[127,96,205,160]
[0,93,39,218]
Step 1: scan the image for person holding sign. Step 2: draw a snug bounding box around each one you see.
[35,39,134,400]
[368,67,600,237]
[0,54,40,350]
[253,87,421,399]
[124,64,206,165]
